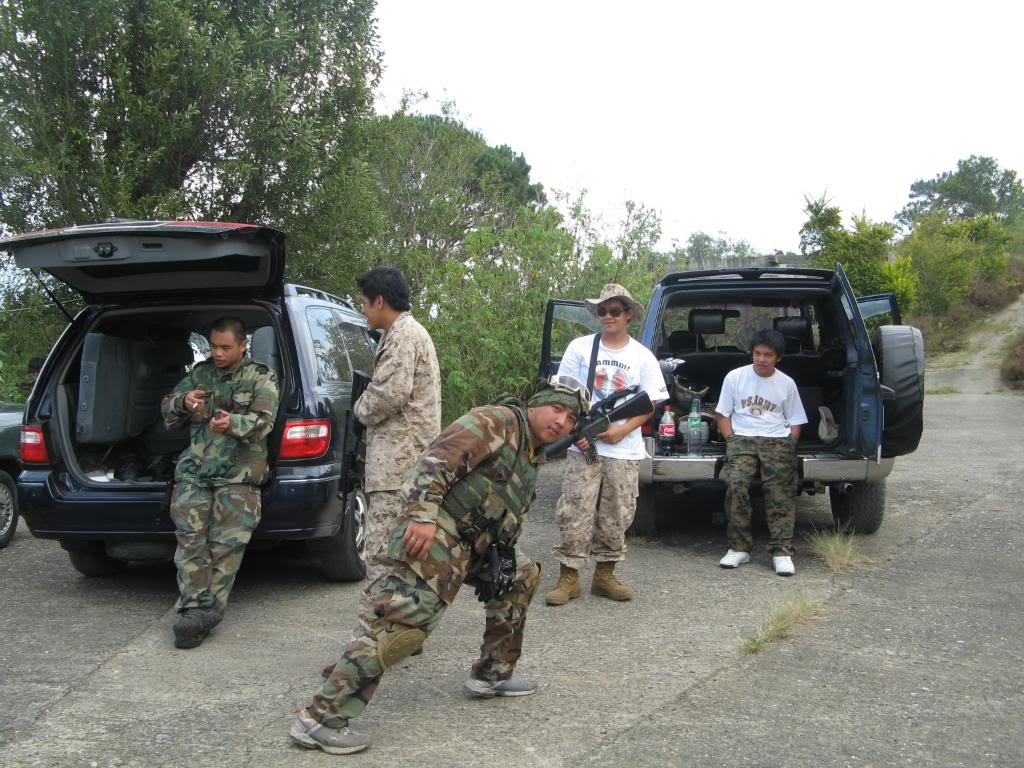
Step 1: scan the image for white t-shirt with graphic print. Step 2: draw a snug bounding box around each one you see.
[557,334,667,460]
[715,364,808,438]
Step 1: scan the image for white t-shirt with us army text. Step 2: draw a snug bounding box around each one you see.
[715,364,808,438]
[557,334,667,460]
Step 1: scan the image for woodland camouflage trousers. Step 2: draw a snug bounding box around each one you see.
[310,553,542,728]
[723,435,798,556]
[170,481,261,613]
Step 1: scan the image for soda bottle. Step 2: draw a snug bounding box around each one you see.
[658,405,676,451]
[686,398,702,456]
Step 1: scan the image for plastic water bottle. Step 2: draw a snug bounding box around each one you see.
[686,398,702,456]
[658,405,676,452]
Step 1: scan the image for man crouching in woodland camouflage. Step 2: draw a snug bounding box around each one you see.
[161,317,279,649]
[289,376,590,756]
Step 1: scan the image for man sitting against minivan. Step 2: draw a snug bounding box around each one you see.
[161,317,279,648]
[715,329,807,576]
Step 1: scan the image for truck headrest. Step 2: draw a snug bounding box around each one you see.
[688,309,726,335]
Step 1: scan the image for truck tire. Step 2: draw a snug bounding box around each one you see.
[627,484,659,537]
[63,541,127,577]
[873,325,925,457]
[318,489,367,582]
[830,480,885,534]
[0,470,18,548]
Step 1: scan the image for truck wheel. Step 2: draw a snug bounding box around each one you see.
[319,489,367,582]
[0,470,18,548]
[627,484,659,537]
[830,480,885,534]
[64,542,127,577]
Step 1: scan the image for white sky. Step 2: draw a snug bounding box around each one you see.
[373,0,1023,254]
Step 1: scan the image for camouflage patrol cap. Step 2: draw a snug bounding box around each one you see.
[527,375,591,416]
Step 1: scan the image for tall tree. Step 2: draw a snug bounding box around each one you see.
[0,0,382,237]
[897,155,1024,227]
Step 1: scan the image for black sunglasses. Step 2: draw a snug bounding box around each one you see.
[596,305,625,317]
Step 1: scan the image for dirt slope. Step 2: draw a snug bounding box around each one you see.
[923,291,1024,393]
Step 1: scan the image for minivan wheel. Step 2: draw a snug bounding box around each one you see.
[0,470,18,548]
[830,480,885,534]
[63,541,128,577]
[318,489,367,582]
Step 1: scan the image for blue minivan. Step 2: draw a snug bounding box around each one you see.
[540,266,925,535]
[2,221,371,580]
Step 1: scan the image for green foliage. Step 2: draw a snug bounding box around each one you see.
[800,195,910,307]
[896,213,1010,314]
[898,155,1024,228]
[0,0,382,381]
[0,0,381,238]
[799,195,843,258]
[878,255,918,312]
[684,231,754,266]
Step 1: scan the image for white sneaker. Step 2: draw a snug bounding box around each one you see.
[773,556,795,576]
[719,550,751,569]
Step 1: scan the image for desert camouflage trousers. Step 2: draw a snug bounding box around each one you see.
[364,490,404,585]
[723,434,798,556]
[553,451,639,570]
[170,480,261,613]
[310,550,542,728]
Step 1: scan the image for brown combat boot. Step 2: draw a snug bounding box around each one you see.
[590,561,634,601]
[545,564,580,606]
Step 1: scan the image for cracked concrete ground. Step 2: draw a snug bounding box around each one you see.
[2,328,1021,766]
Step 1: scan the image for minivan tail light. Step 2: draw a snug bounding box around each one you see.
[278,419,331,459]
[20,425,50,463]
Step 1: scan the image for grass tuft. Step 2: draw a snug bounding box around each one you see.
[741,593,822,654]
[925,385,961,395]
[804,528,874,573]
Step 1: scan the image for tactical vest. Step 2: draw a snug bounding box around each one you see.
[440,397,538,548]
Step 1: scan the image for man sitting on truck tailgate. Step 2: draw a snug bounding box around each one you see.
[715,329,807,576]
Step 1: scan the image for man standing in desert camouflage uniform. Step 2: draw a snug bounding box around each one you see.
[161,317,279,649]
[545,285,664,607]
[289,377,589,756]
[353,266,441,587]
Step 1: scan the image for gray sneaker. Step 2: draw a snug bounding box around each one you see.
[289,710,371,755]
[465,676,538,698]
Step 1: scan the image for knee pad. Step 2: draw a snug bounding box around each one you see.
[376,626,427,670]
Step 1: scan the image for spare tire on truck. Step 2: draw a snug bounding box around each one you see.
[873,325,925,458]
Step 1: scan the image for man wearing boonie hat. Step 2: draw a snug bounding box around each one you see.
[545,284,667,606]
[290,376,588,755]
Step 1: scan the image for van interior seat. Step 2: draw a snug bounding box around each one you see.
[666,329,702,355]
[139,341,194,456]
[251,326,282,379]
[772,316,812,354]
[77,333,167,444]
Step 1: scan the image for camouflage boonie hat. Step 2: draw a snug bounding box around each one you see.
[585,284,645,324]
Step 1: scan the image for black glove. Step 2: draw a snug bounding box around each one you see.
[470,541,517,603]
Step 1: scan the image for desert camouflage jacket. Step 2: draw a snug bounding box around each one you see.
[389,399,541,603]
[162,357,280,486]
[354,311,441,492]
